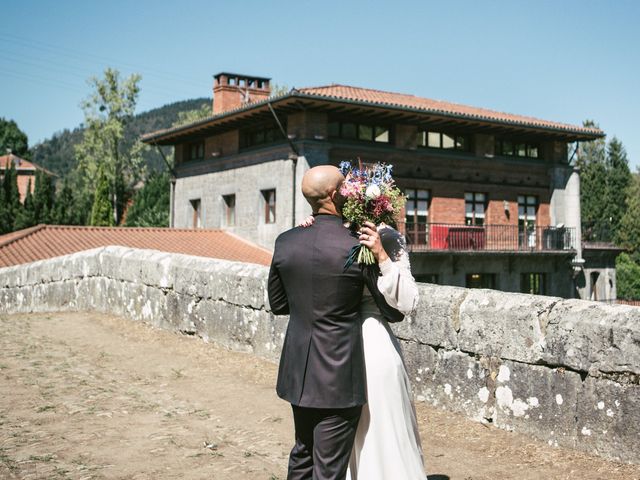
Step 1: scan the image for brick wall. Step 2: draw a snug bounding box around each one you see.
[287,111,328,140]
[204,131,239,157]
[16,173,35,203]
[395,124,418,150]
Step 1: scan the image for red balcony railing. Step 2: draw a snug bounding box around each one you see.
[402,223,576,252]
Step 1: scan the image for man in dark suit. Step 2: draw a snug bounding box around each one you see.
[268,165,403,480]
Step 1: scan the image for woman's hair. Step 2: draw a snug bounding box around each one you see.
[379,225,406,262]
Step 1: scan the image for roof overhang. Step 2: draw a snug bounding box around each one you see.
[141,91,605,146]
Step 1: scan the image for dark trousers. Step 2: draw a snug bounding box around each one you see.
[288,404,362,480]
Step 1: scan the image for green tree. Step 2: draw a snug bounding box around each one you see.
[90,166,114,226]
[577,120,608,241]
[124,171,170,227]
[1,159,21,233]
[269,83,289,97]
[172,103,211,127]
[75,68,145,225]
[616,252,640,300]
[53,180,81,225]
[0,190,7,234]
[616,171,640,263]
[14,180,36,230]
[604,137,632,239]
[0,118,29,158]
[32,170,55,224]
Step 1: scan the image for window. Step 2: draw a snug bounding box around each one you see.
[496,139,540,158]
[222,194,236,227]
[466,273,496,289]
[590,272,600,301]
[518,195,537,247]
[327,120,391,143]
[521,273,546,295]
[188,142,205,161]
[465,192,486,226]
[261,189,276,224]
[415,274,439,284]
[190,199,201,229]
[418,131,470,151]
[239,122,285,150]
[405,189,429,245]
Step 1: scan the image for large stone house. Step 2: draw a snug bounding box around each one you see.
[142,72,611,300]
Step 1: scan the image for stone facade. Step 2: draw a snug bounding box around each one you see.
[165,113,604,298]
[173,154,313,249]
[1,247,638,463]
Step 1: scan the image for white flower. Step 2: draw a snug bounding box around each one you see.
[365,184,381,199]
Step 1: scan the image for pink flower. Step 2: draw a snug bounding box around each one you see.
[372,195,392,218]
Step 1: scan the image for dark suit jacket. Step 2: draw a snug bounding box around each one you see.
[268,214,404,409]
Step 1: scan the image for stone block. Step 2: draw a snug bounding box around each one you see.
[431,350,494,421]
[171,255,267,310]
[392,284,464,349]
[544,299,640,375]
[101,247,174,288]
[575,376,640,463]
[492,359,582,450]
[458,289,560,363]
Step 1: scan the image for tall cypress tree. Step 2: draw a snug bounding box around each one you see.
[90,166,114,227]
[577,120,608,241]
[53,180,78,225]
[14,179,36,230]
[0,182,9,234]
[2,159,21,232]
[604,137,632,239]
[33,170,55,224]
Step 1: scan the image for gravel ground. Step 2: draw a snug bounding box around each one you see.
[0,312,638,480]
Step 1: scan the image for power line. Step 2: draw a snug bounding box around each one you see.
[0,51,202,100]
[0,32,206,89]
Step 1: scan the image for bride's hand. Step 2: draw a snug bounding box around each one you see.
[359,221,389,263]
[299,215,315,228]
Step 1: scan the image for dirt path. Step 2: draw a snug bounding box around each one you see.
[0,312,638,480]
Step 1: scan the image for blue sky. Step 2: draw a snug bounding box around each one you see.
[1,0,639,169]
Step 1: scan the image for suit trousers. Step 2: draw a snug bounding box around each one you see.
[288,404,362,480]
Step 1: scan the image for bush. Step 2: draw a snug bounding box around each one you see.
[124,171,170,227]
[616,253,640,300]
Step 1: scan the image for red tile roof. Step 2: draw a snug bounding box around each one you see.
[141,82,603,144]
[0,154,55,176]
[298,84,601,136]
[0,225,272,268]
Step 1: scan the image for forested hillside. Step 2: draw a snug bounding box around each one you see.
[30,97,211,176]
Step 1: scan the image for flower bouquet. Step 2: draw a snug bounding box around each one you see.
[339,160,406,266]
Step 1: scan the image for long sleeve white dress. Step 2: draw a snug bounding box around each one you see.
[347,228,425,479]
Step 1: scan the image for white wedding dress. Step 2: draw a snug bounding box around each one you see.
[347,237,425,479]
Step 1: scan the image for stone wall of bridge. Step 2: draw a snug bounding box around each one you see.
[0,246,638,464]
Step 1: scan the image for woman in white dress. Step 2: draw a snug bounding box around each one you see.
[300,216,425,479]
[347,220,425,480]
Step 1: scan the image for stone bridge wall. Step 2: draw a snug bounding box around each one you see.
[0,246,638,464]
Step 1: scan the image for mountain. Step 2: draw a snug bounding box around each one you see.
[30,98,211,177]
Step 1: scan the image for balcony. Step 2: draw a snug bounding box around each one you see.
[402,223,576,253]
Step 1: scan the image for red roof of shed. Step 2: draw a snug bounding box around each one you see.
[0,225,272,268]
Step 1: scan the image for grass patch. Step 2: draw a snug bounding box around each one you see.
[0,448,18,472]
[28,454,55,462]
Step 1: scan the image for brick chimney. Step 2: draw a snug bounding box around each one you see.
[212,73,271,115]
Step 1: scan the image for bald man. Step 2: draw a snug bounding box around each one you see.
[268,166,403,480]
